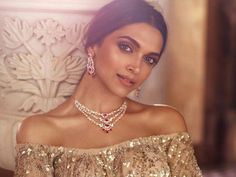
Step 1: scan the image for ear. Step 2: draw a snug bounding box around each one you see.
[87,45,98,57]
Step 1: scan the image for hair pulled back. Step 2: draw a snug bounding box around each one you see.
[84,0,168,56]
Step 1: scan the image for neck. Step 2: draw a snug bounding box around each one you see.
[72,73,126,113]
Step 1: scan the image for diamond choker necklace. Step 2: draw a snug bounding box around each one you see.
[74,99,127,133]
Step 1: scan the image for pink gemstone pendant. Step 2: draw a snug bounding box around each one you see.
[104,119,109,125]
[74,99,127,135]
[102,113,108,118]
[102,128,112,133]
[102,123,112,133]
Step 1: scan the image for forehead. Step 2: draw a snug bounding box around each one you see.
[106,23,163,53]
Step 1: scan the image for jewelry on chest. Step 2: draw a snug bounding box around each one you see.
[74,99,127,133]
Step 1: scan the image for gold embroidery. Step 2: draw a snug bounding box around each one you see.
[14,132,202,177]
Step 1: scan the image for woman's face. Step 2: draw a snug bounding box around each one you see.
[90,22,163,97]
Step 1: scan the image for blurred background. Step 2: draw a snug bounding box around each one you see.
[144,0,236,175]
[0,0,236,176]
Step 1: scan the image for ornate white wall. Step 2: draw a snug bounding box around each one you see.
[0,0,114,170]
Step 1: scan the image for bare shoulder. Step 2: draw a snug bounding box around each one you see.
[126,98,187,135]
[16,114,60,145]
[147,104,187,134]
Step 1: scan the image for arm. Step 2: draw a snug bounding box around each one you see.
[14,116,58,177]
[14,144,54,177]
[150,105,202,176]
[167,132,202,177]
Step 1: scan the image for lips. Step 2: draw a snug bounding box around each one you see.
[117,74,136,87]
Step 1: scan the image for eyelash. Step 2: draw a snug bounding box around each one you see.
[118,42,133,53]
[144,56,158,66]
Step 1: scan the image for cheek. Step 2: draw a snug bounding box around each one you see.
[139,66,152,81]
[95,46,121,74]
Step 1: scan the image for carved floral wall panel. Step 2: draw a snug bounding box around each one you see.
[0,0,112,170]
[1,17,87,113]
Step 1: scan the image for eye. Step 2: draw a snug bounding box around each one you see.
[144,56,158,66]
[118,42,133,53]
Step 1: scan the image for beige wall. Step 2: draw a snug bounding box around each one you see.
[141,0,207,144]
[166,0,207,144]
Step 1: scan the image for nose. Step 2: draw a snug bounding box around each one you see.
[126,61,141,74]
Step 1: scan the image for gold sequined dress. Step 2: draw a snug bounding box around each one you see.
[14,132,202,177]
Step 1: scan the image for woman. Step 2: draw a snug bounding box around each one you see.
[14,0,202,176]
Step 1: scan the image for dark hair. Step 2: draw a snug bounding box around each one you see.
[84,0,168,56]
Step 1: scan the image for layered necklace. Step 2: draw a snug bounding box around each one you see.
[74,99,127,133]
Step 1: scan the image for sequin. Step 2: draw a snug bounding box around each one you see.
[45,165,50,172]
[14,132,202,177]
[71,157,76,162]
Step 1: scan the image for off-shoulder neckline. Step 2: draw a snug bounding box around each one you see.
[16,131,190,153]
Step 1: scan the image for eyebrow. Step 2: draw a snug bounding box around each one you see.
[118,35,161,57]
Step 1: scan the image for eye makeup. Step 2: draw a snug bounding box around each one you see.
[117,35,161,66]
[117,40,134,53]
[144,52,160,66]
[118,36,140,48]
[144,55,159,66]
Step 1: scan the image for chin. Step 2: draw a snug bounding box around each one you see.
[104,78,136,98]
[113,88,134,98]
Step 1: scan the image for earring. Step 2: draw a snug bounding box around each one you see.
[87,53,96,77]
[135,87,141,99]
